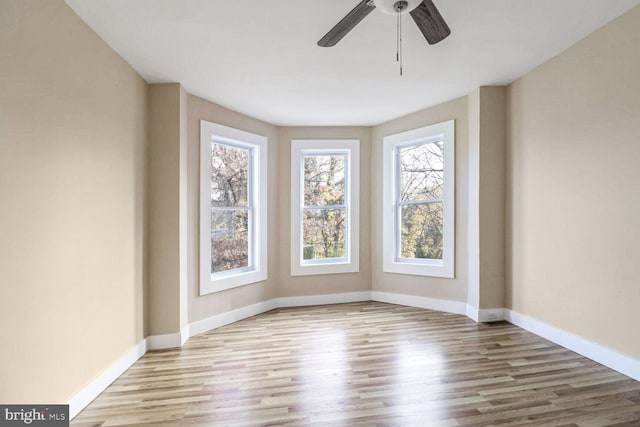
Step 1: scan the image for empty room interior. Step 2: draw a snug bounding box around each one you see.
[1,0,640,425]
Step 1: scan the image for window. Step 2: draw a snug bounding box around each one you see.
[291,140,359,276]
[382,120,454,278]
[200,121,267,295]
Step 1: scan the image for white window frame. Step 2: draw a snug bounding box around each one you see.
[200,120,268,295]
[382,120,455,278]
[291,139,360,276]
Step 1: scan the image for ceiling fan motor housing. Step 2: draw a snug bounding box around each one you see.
[373,0,422,15]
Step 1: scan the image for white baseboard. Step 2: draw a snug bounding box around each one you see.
[147,332,180,350]
[372,291,467,316]
[466,305,506,322]
[67,339,147,419]
[505,309,640,381]
[275,291,372,308]
[147,325,190,350]
[189,291,371,338]
[188,291,462,342]
[189,299,279,337]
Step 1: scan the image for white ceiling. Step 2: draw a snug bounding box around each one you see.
[65,0,640,126]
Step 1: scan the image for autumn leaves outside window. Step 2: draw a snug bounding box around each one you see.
[210,142,252,274]
[302,153,348,262]
[397,141,444,261]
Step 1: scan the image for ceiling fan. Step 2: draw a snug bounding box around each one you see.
[317,0,451,47]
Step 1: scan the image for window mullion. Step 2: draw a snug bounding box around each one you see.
[211,206,251,211]
[302,204,346,210]
[398,199,443,207]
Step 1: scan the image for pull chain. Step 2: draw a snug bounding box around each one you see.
[396,11,399,63]
[396,10,403,76]
[399,11,403,76]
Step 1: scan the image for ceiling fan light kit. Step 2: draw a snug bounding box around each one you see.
[318,0,451,75]
[372,0,422,15]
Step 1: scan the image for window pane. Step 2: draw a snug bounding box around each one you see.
[304,155,345,206]
[400,142,444,202]
[211,209,249,273]
[303,209,346,260]
[400,202,443,260]
[211,143,249,207]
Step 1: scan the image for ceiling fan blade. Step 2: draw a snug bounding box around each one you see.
[318,0,376,47]
[409,0,451,45]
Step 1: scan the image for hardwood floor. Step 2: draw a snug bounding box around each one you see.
[71,302,640,426]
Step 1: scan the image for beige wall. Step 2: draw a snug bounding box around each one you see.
[478,88,506,310]
[467,87,507,310]
[0,0,148,402]
[371,97,469,302]
[277,127,372,297]
[186,95,280,322]
[506,5,640,356]
[147,83,188,335]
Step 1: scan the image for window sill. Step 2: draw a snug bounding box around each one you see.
[382,260,453,279]
[291,262,359,277]
[200,269,267,295]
